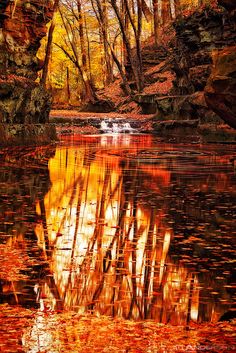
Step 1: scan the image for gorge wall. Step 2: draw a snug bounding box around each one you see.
[204,1,236,129]
[0,0,56,145]
[174,0,236,127]
[134,1,236,137]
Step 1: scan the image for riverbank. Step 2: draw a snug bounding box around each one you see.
[50,110,236,144]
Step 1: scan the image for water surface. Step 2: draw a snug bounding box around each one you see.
[0,134,235,326]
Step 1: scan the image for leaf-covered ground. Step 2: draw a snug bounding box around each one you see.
[0,304,235,353]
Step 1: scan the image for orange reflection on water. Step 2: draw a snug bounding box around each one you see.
[34,135,201,324]
[33,135,235,324]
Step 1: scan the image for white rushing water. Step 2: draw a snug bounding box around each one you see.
[100,121,135,133]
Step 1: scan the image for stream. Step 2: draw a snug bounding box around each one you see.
[0,133,235,351]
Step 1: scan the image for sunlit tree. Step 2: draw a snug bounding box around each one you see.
[39,0,217,104]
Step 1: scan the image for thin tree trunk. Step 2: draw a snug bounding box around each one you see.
[84,15,93,80]
[141,0,152,22]
[123,0,144,90]
[111,0,143,92]
[137,0,144,89]
[92,0,114,85]
[40,0,60,87]
[102,0,114,84]
[174,0,181,18]
[66,67,71,103]
[77,0,88,73]
[120,0,128,67]
[162,0,171,25]
[59,6,96,103]
[77,0,97,100]
[109,44,132,95]
[152,0,159,45]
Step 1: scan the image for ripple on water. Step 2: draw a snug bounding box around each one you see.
[0,134,235,325]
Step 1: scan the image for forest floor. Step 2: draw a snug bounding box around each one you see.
[49,110,154,120]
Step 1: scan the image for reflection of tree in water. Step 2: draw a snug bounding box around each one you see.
[0,146,62,310]
[42,140,235,324]
[40,145,173,321]
[1,140,235,326]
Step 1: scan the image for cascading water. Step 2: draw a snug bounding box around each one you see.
[100,121,112,133]
[100,120,135,134]
[123,123,134,132]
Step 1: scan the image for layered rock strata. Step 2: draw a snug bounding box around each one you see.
[204,0,236,129]
[173,5,236,125]
[0,0,56,145]
[134,3,236,133]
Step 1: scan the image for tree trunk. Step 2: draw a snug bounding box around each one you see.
[121,0,129,67]
[112,0,143,91]
[102,0,114,84]
[77,0,97,100]
[92,0,114,85]
[59,5,96,103]
[66,67,71,103]
[174,0,181,17]
[152,0,159,46]
[77,0,87,70]
[162,0,171,25]
[136,0,144,90]
[141,0,152,22]
[109,44,132,96]
[92,0,131,94]
[40,0,60,87]
[84,15,93,82]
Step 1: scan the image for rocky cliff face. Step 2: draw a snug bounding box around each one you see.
[173,5,236,125]
[0,0,54,128]
[204,0,236,129]
[134,3,236,136]
[205,45,236,129]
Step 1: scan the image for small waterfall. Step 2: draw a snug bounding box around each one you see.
[101,121,112,133]
[100,121,135,134]
[123,122,134,132]
[112,123,122,133]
